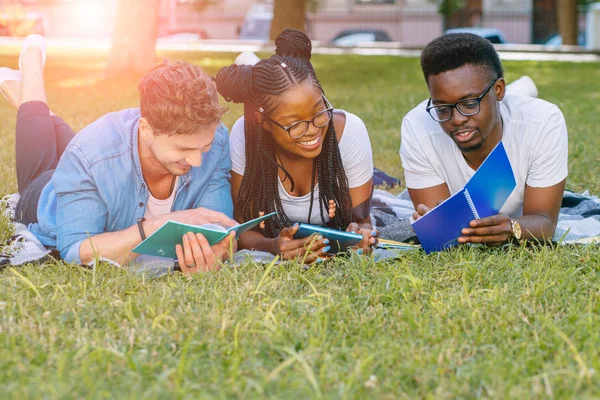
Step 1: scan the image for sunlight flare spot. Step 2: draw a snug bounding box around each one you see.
[57,77,103,89]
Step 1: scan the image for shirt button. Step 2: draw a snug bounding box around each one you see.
[139,202,144,207]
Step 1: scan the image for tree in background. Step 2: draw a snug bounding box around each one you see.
[106,0,217,76]
[557,0,597,46]
[435,0,483,31]
[270,0,308,40]
[106,0,161,76]
[558,0,578,45]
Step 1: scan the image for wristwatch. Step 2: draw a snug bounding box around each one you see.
[509,218,522,241]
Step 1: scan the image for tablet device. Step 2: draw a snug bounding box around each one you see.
[294,223,362,253]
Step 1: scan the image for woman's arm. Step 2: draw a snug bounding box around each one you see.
[347,179,377,251]
[349,179,374,229]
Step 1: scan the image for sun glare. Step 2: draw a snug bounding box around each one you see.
[69,0,114,37]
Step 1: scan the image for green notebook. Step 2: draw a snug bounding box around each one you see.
[132,212,277,259]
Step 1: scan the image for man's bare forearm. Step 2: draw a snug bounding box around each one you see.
[78,217,166,265]
[516,213,557,242]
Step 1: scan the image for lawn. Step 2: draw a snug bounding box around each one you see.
[0,50,599,398]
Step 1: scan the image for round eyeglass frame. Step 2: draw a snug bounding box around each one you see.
[267,95,334,139]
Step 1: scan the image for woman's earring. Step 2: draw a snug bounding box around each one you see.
[259,211,266,229]
[328,200,336,219]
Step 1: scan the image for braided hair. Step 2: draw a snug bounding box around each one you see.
[215,29,353,238]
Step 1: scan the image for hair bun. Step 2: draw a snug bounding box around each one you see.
[275,28,312,61]
[214,64,253,104]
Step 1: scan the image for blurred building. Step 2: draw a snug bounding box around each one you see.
[0,0,567,45]
[177,0,532,45]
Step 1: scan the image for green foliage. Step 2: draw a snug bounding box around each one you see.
[436,0,465,16]
[0,51,599,398]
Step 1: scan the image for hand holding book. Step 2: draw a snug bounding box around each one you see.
[133,212,276,259]
[410,142,517,253]
[457,213,514,246]
[293,223,370,255]
[411,204,432,223]
[415,206,515,247]
[175,231,237,274]
[345,222,378,254]
[272,223,331,264]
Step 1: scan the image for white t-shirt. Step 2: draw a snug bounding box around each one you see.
[400,95,568,217]
[230,110,373,224]
[143,177,179,219]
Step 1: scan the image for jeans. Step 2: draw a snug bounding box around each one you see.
[14,101,75,225]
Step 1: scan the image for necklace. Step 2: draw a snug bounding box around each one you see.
[146,174,176,199]
[275,152,295,195]
[169,174,176,194]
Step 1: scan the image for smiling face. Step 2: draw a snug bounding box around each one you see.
[139,118,219,176]
[262,82,330,160]
[427,64,505,156]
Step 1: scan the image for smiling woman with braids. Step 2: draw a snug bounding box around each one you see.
[214,29,376,263]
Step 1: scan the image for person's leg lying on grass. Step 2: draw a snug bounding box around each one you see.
[3,36,76,227]
[15,38,74,195]
[1,36,70,224]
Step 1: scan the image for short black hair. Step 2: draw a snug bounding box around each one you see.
[420,33,504,83]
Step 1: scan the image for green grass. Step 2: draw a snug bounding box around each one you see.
[1,50,600,398]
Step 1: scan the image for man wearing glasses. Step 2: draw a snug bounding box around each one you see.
[400,33,568,245]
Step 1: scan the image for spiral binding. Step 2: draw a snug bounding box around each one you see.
[463,189,480,220]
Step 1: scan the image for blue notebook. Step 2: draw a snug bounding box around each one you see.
[132,212,277,259]
[294,224,363,254]
[411,142,516,254]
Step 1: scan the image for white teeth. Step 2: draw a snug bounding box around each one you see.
[300,137,319,146]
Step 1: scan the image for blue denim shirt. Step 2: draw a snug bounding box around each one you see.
[29,108,233,263]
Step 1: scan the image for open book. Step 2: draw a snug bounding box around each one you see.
[132,212,277,259]
[294,224,363,253]
[376,238,419,251]
[411,142,516,254]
